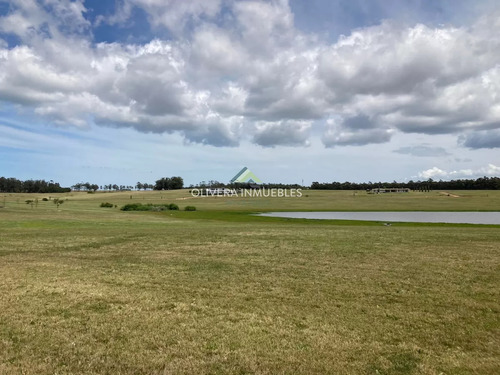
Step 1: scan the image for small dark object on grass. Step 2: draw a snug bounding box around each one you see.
[100,202,114,208]
[184,206,196,211]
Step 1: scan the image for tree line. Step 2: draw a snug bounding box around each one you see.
[72,178,184,192]
[3,175,498,193]
[0,177,70,193]
[0,176,184,193]
[72,183,138,191]
[311,176,500,190]
[71,177,185,191]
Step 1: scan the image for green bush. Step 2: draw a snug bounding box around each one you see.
[121,203,151,211]
[100,202,114,208]
[151,205,168,212]
[42,198,49,201]
[184,206,196,211]
[120,203,182,212]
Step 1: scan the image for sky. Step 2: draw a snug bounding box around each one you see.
[0,0,499,187]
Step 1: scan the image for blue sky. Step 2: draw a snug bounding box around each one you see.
[1,0,499,187]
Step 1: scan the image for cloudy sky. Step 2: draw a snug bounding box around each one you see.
[1,0,499,186]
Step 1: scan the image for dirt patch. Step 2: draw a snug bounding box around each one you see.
[440,191,460,198]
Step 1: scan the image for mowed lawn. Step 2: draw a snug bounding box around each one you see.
[0,191,499,374]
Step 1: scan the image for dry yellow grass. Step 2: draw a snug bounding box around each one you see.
[0,191,499,374]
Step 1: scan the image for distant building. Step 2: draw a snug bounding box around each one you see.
[368,188,410,194]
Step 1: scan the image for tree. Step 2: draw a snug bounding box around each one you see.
[170,176,184,189]
[154,176,184,190]
[53,198,64,209]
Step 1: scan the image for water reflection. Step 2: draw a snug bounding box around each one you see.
[259,212,500,225]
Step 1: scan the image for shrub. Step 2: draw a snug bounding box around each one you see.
[121,203,150,211]
[184,206,196,211]
[149,204,171,212]
[100,202,114,208]
[42,198,49,201]
[121,203,138,211]
[53,198,64,208]
[120,203,180,211]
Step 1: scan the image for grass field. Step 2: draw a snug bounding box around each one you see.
[0,190,499,374]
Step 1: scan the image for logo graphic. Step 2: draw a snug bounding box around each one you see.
[230,167,262,184]
[190,166,302,198]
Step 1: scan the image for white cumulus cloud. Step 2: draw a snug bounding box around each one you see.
[418,164,500,180]
[0,0,500,148]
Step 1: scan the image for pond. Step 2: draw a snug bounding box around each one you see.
[258,211,500,225]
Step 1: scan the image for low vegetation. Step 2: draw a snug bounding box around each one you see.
[53,198,64,208]
[120,202,179,211]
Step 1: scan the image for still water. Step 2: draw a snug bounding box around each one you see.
[259,211,500,225]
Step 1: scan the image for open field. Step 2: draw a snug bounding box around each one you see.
[0,191,499,374]
[2,189,500,213]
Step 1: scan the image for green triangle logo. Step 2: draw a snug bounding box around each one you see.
[230,167,262,184]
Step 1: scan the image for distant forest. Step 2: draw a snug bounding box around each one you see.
[0,176,183,193]
[0,177,71,193]
[311,176,500,190]
[1,176,499,193]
